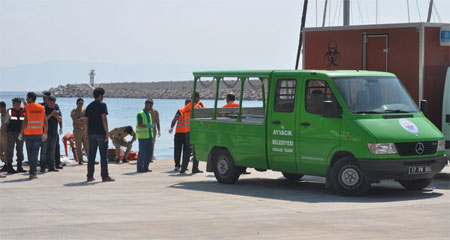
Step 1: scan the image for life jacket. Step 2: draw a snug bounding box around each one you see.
[7,108,25,132]
[181,102,201,133]
[136,110,153,139]
[222,102,239,108]
[24,103,45,135]
[175,108,188,133]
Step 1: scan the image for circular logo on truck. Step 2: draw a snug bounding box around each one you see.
[398,119,419,134]
[415,142,425,155]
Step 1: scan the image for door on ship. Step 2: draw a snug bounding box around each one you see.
[363,34,389,72]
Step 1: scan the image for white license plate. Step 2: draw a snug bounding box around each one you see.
[408,166,432,174]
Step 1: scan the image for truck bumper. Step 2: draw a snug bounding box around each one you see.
[358,155,447,181]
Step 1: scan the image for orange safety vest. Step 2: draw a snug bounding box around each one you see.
[221,102,239,108]
[181,102,201,133]
[24,103,45,135]
[175,108,188,133]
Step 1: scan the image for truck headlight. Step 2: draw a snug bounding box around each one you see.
[437,140,445,152]
[367,143,397,155]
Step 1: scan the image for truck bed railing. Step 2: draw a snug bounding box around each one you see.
[193,107,265,123]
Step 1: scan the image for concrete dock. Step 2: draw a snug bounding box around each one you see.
[1,160,449,240]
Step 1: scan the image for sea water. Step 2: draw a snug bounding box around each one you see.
[0,91,263,163]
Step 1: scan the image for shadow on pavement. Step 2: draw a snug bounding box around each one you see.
[123,172,140,176]
[0,177,32,183]
[429,174,450,190]
[170,177,444,203]
[64,181,99,187]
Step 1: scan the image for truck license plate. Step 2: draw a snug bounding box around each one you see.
[408,166,431,174]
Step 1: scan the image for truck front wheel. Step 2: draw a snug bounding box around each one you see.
[330,157,370,196]
[399,178,432,190]
[213,149,240,184]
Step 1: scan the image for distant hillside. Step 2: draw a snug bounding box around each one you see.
[46,80,264,100]
[0,60,238,91]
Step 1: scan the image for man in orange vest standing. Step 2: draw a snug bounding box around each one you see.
[169,99,191,171]
[19,92,48,180]
[179,92,204,174]
[221,93,239,108]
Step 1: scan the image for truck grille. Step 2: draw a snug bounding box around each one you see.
[395,141,437,156]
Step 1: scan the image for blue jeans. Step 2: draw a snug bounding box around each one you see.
[181,132,198,171]
[25,135,42,176]
[87,134,109,179]
[137,138,153,171]
[45,135,58,169]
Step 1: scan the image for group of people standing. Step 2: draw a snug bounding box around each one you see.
[0,92,64,178]
[0,88,240,181]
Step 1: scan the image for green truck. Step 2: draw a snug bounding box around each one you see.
[190,70,447,195]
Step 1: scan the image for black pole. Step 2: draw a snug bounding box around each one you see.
[295,0,308,70]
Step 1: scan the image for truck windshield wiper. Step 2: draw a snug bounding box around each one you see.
[353,111,383,114]
[384,109,411,113]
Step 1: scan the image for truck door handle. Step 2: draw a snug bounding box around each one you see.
[300,122,311,126]
[272,121,281,125]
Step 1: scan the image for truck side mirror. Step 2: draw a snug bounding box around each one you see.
[420,99,428,115]
[322,100,341,118]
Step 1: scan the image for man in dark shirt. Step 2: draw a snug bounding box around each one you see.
[39,91,64,171]
[85,87,115,182]
[41,96,62,172]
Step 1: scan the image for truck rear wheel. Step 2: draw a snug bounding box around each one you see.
[213,149,240,184]
[399,178,432,190]
[282,172,304,182]
[330,157,370,196]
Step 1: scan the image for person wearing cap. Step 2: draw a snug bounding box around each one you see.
[4,98,26,173]
[71,98,89,164]
[148,99,160,161]
[136,99,154,173]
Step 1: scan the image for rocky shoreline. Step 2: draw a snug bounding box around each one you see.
[46,81,265,100]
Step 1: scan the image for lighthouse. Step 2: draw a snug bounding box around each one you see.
[89,70,96,87]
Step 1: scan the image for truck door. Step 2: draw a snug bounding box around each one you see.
[267,77,299,171]
[297,78,342,175]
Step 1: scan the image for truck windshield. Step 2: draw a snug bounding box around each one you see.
[332,77,419,114]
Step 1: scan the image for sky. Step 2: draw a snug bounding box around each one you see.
[0,0,449,90]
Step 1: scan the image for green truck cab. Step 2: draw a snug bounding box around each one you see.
[190,70,447,195]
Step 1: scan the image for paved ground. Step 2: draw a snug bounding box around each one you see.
[1,160,449,240]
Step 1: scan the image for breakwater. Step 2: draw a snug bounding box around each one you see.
[46,81,264,100]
